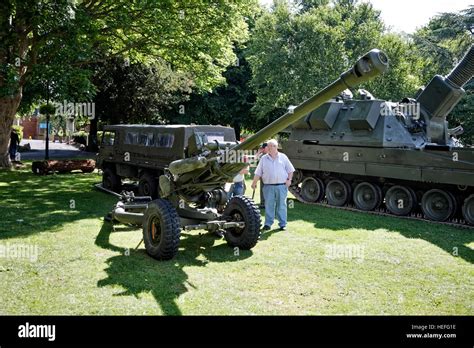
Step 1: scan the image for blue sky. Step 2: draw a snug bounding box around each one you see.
[258,0,472,33]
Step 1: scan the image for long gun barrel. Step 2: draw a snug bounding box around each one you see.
[234,49,389,151]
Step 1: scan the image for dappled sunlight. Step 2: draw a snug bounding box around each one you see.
[0,163,115,238]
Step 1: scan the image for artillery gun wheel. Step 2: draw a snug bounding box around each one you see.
[143,199,181,260]
[301,177,324,202]
[326,179,351,206]
[223,196,261,250]
[385,185,417,216]
[102,168,121,192]
[353,182,382,211]
[138,172,158,198]
[421,189,455,222]
[462,194,474,225]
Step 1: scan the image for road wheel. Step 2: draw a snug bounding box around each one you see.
[224,196,261,250]
[301,177,324,202]
[421,189,455,222]
[326,179,351,206]
[102,168,121,192]
[143,199,181,260]
[138,172,158,198]
[385,185,417,216]
[291,170,304,186]
[462,194,474,225]
[353,182,382,211]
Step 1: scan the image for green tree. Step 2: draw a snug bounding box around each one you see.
[247,0,389,123]
[364,33,426,101]
[89,57,193,149]
[163,48,257,139]
[247,0,447,128]
[0,0,256,168]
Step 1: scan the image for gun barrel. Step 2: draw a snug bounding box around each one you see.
[234,49,389,151]
[446,45,474,88]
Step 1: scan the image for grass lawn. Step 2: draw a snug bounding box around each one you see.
[0,163,473,315]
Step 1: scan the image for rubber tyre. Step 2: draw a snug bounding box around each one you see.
[102,168,121,192]
[143,199,181,260]
[223,196,261,250]
[138,172,158,198]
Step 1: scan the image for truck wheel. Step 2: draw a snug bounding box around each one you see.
[102,168,121,192]
[143,199,181,260]
[223,196,261,250]
[138,172,158,198]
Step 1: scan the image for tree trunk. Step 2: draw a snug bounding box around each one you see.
[233,121,241,141]
[0,92,22,169]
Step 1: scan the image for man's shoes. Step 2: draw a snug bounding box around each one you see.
[261,225,271,231]
[279,226,287,231]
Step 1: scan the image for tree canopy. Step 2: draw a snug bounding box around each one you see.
[0,0,257,167]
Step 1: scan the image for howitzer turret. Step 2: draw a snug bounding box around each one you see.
[102,49,389,260]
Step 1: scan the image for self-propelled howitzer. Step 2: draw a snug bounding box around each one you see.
[284,45,474,225]
[107,49,389,260]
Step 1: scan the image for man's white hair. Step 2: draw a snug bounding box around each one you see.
[267,139,278,146]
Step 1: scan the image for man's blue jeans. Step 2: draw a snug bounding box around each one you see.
[263,184,288,228]
[229,181,245,198]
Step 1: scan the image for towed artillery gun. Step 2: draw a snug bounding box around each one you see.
[102,49,389,260]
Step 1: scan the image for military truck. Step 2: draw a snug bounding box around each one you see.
[96,125,237,198]
[284,45,474,225]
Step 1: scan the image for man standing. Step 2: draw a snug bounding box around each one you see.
[229,165,249,198]
[9,128,20,161]
[251,139,295,231]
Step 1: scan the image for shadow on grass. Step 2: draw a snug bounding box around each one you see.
[288,201,474,264]
[95,222,252,315]
[0,165,115,238]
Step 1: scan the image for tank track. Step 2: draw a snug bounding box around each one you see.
[289,185,473,230]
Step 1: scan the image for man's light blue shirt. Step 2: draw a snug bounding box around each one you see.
[255,152,295,184]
